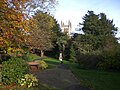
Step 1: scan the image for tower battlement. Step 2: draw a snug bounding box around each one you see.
[61,20,72,36]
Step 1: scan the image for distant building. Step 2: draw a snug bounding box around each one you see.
[61,20,72,37]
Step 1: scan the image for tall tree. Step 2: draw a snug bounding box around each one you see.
[0,0,30,54]
[30,11,55,57]
[98,13,118,50]
[56,32,69,59]
[77,11,118,53]
[69,43,76,62]
[0,0,56,55]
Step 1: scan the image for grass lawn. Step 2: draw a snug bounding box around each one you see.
[25,54,120,90]
[44,58,60,69]
[64,61,120,90]
[27,53,41,61]
[44,58,120,90]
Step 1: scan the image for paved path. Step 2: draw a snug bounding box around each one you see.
[33,64,90,90]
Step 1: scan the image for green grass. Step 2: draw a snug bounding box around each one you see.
[25,55,120,90]
[28,53,41,61]
[43,58,120,90]
[44,58,60,65]
[44,58,60,69]
[23,53,41,62]
[64,61,120,90]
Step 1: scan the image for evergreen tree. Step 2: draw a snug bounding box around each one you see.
[69,44,76,62]
[78,11,118,53]
[74,11,119,69]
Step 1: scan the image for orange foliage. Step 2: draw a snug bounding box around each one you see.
[0,0,30,50]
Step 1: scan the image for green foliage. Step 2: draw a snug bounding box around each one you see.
[56,33,69,52]
[2,57,29,85]
[73,11,118,69]
[56,33,69,60]
[69,44,76,62]
[38,60,48,70]
[77,11,118,53]
[49,19,61,58]
[65,61,120,90]
[18,74,38,88]
[82,11,117,36]
[44,58,60,69]
[30,11,55,52]
[22,52,30,61]
[22,53,40,62]
[28,54,40,61]
[98,45,120,70]
[77,53,101,69]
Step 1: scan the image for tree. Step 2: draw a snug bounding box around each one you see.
[0,0,30,54]
[98,13,118,50]
[56,33,69,59]
[73,11,119,69]
[30,11,55,57]
[78,11,118,53]
[25,0,57,15]
[73,34,94,54]
[51,19,61,42]
[69,44,76,62]
[0,0,57,55]
[46,19,61,57]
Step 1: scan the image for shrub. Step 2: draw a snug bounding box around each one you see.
[77,53,101,69]
[38,60,48,70]
[2,57,29,85]
[18,74,38,88]
[22,53,40,62]
[22,52,30,61]
[0,54,10,64]
[7,47,24,57]
[98,46,120,70]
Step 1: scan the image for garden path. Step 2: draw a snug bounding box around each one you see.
[33,64,90,90]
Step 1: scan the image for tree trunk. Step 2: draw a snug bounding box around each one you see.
[40,50,44,57]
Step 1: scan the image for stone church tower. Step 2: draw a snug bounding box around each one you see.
[61,20,72,37]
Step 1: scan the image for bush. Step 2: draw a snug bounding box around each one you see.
[77,53,101,69]
[2,57,29,85]
[0,54,11,64]
[22,52,30,61]
[18,74,38,88]
[22,53,40,62]
[98,46,120,70]
[38,60,48,70]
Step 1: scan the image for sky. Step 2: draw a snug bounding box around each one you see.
[54,0,120,37]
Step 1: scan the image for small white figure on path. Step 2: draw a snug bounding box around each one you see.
[59,52,63,64]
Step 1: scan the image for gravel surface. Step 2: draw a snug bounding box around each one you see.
[32,64,90,90]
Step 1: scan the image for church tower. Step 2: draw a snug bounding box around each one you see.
[61,20,72,37]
